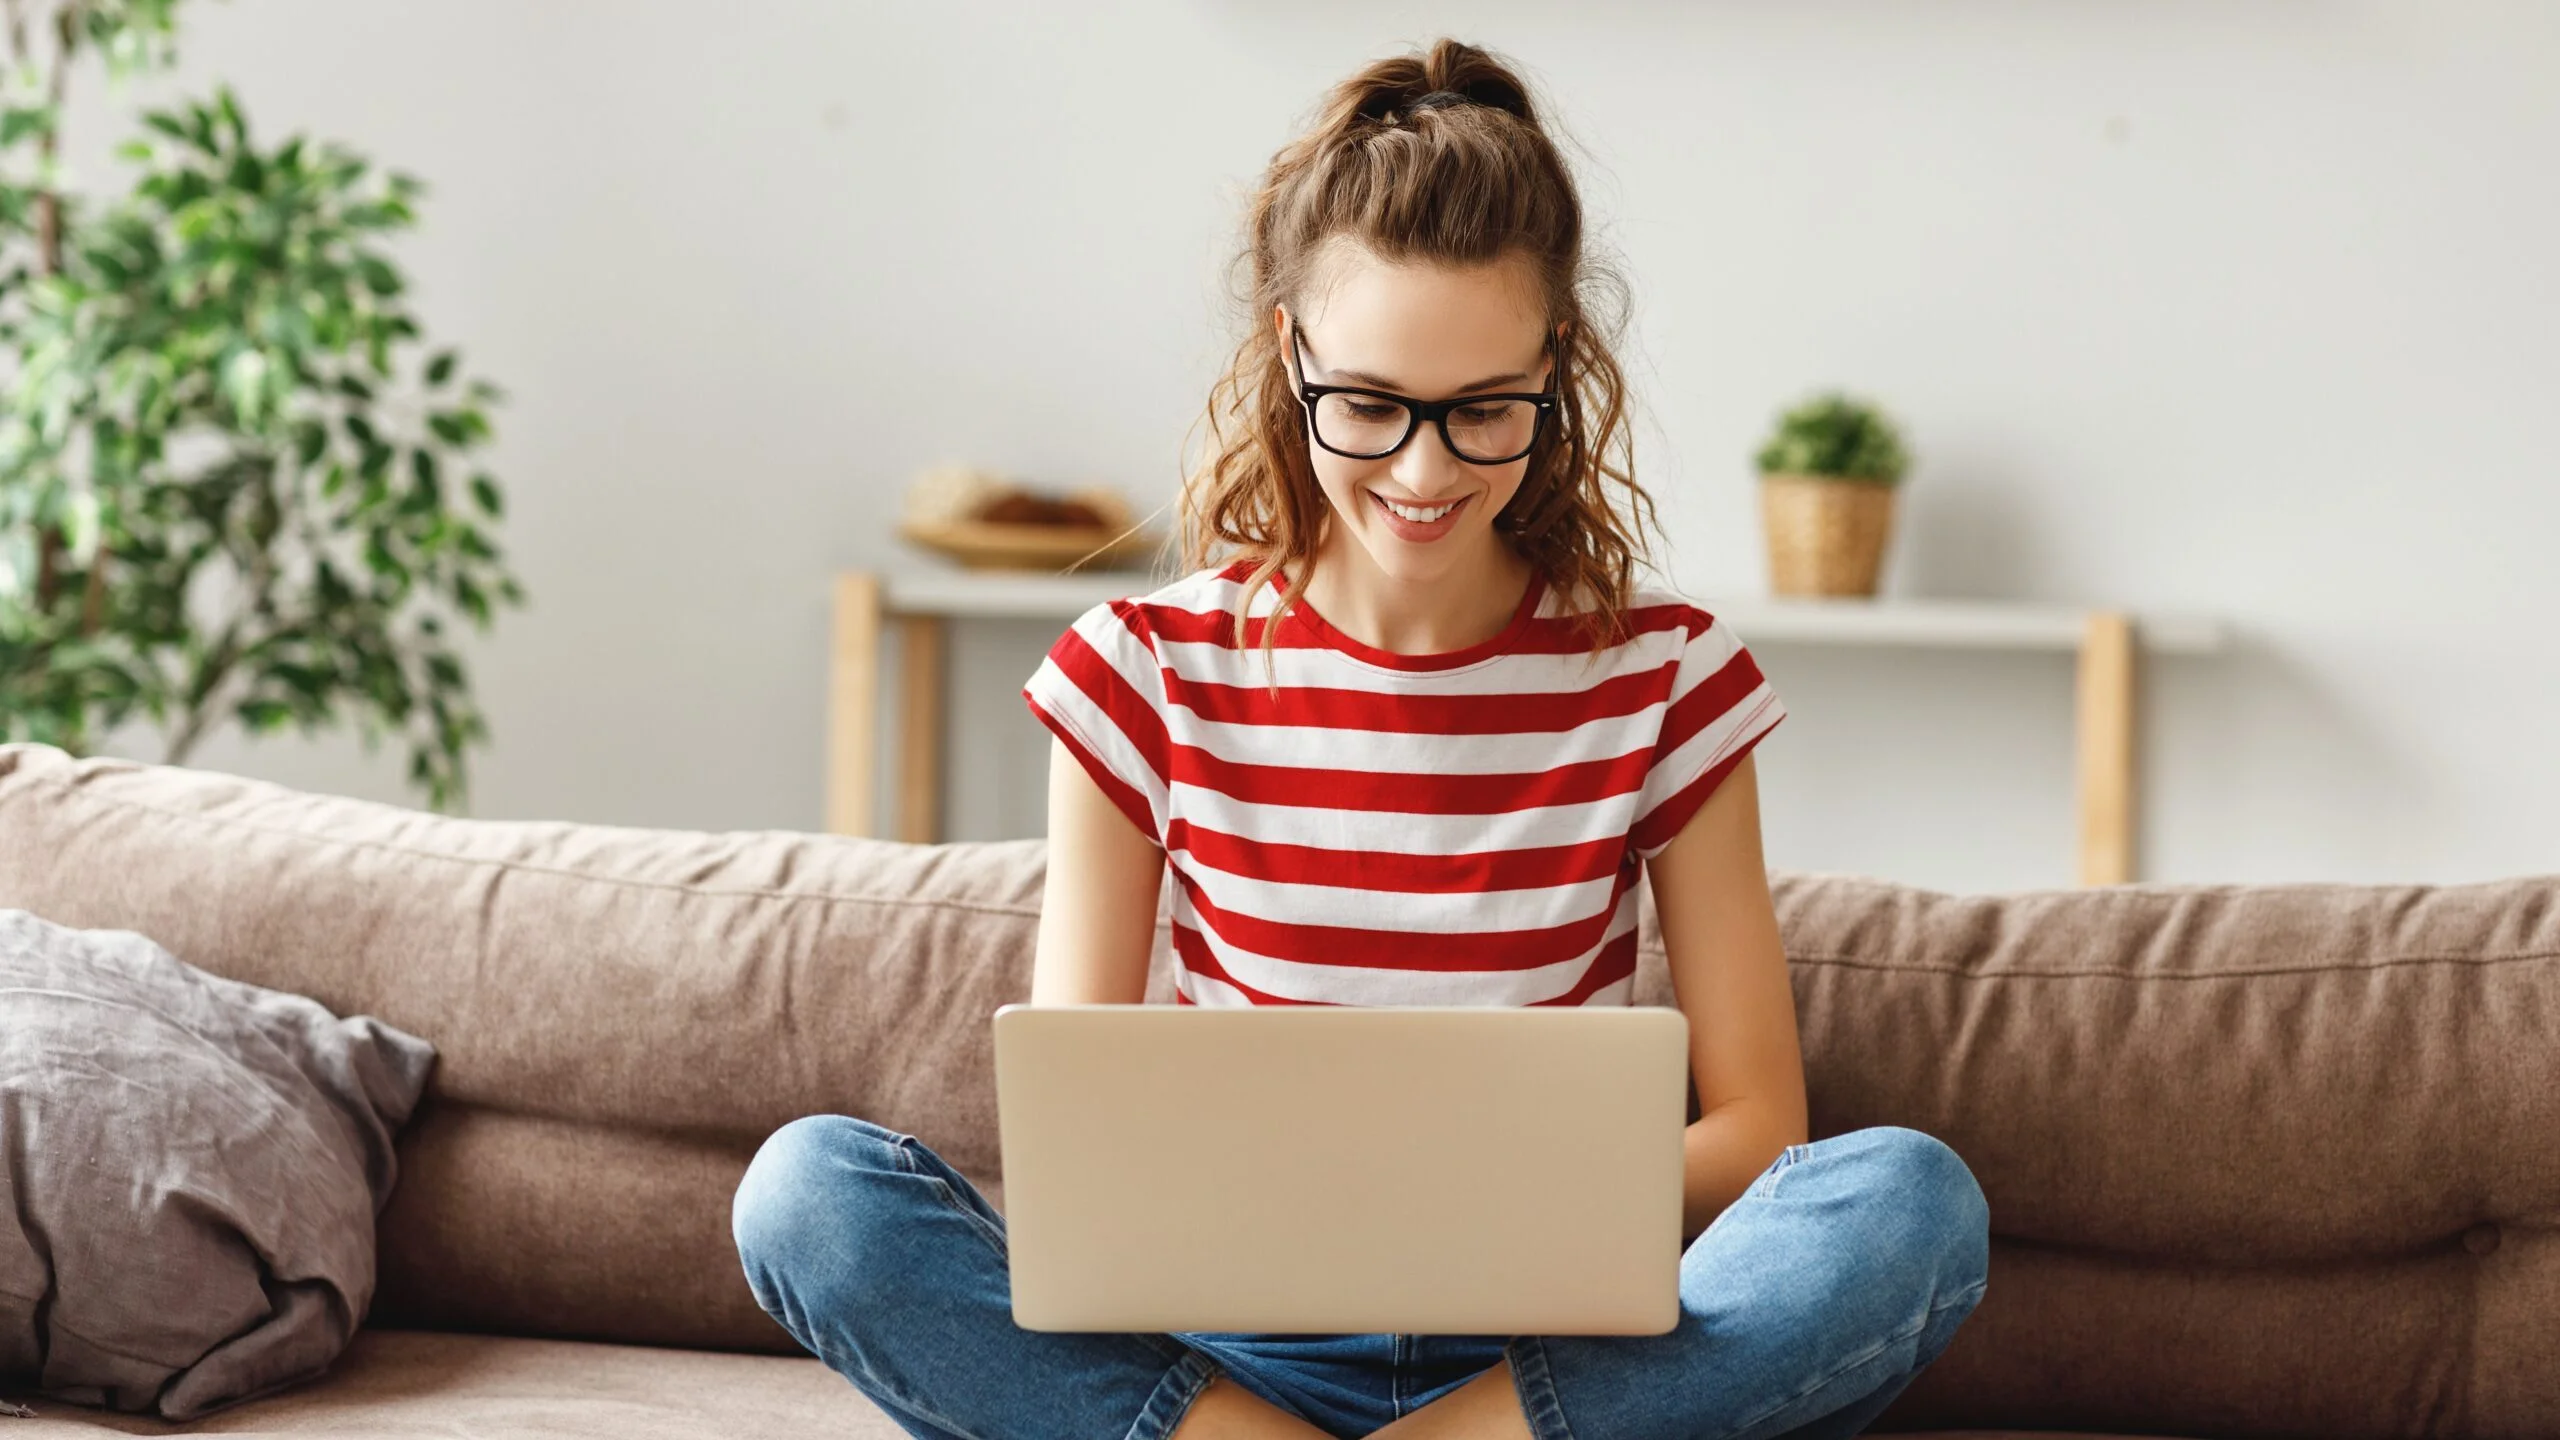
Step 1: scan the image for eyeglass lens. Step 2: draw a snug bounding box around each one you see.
[1310,391,1541,462]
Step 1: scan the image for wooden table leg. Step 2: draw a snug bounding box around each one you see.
[827,573,884,836]
[2076,610,2136,885]
[895,615,947,843]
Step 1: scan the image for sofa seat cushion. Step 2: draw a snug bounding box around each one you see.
[0,1330,910,1438]
[0,1327,2193,1440]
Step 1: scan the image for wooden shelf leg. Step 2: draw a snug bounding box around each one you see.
[2076,610,2136,885]
[895,615,948,844]
[827,573,884,837]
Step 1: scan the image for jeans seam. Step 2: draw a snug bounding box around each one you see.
[891,1134,1013,1262]
[1710,1278,1978,1440]
[926,1175,1011,1260]
[1748,1143,1806,1201]
[1503,1336,1582,1440]
[1929,1277,1989,1318]
[1125,1347,1224,1440]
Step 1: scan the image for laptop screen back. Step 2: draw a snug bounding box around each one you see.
[991,1003,1689,1335]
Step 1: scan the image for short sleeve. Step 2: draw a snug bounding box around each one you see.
[1022,599,1173,846]
[1627,610,1786,859]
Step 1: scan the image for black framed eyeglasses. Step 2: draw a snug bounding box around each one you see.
[1284,315,1560,466]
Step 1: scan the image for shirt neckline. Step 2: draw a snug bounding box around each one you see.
[1269,564,1548,673]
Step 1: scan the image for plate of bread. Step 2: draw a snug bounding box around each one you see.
[897,466,1163,572]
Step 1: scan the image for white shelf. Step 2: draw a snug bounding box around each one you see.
[835,567,2209,882]
[877,569,2230,655]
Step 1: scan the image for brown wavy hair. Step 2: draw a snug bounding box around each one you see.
[1180,37,1657,655]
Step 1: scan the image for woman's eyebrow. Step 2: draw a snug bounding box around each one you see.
[1329,364,1537,394]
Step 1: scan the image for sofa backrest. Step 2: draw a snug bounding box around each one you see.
[3,742,2553,1438]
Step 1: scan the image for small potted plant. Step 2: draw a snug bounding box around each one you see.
[1753,391,1911,597]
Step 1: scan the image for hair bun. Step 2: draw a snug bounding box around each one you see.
[1353,51,1535,130]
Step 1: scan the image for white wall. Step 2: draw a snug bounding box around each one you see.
[71,0,2560,893]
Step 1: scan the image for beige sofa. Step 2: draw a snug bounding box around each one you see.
[0,740,2551,1438]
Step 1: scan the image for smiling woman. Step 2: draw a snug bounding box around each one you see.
[1183,60,1656,669]
[735,33,1989,1440]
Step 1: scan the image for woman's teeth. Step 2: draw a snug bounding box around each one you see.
[1378,495,1460,523]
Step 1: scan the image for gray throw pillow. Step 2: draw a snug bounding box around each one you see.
[0,907,435,1420]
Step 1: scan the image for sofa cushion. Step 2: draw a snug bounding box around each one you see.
[0,908,435,1421]
[1754,869,2560,1436]
[0,1328,2182,1439]
[0,1330,912,1438]
[371,1099,813,1354]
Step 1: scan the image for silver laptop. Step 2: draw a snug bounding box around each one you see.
[990,1003,1690,1336]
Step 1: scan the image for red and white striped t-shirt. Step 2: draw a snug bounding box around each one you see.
[1020,560,1786,1008]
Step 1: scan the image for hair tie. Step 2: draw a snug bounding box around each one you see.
[1375,88,1474,127]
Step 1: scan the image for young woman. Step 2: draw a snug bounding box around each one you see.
[735,38,1988,1440]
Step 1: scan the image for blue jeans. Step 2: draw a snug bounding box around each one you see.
[733,1116,1988,1440]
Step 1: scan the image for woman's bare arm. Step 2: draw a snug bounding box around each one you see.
[1646,751,1811,1242]
[1030,737,1166,1007]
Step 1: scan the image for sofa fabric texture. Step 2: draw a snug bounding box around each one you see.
[0,740,2553,1438]
[0,907,435,1421]
[0,1329,2173,1440]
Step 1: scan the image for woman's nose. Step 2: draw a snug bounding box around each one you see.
[1390,424,1469,496]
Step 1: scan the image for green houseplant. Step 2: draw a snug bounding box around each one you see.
[1753,390,1910,597]
[0,0,524,810]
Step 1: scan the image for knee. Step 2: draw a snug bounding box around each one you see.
[1840,1126,1990,1297]
[731,1113,909,1291]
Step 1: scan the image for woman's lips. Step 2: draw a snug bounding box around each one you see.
[1368,489,1468,543]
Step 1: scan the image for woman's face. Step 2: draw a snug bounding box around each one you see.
[1278,244,1557,592]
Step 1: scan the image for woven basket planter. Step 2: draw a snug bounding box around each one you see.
[1759,472,1897,597]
